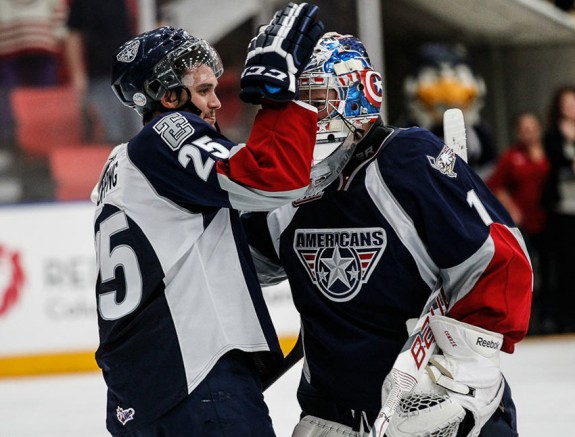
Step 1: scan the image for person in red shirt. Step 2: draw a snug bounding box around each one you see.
[488,113,549,235]
[487,112,550,334]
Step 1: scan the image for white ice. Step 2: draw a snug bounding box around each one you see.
[0,335,573,436]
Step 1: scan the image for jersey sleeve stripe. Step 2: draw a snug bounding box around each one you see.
[215,101,316,197]
[447,223,533,353]
[217,174,308,211]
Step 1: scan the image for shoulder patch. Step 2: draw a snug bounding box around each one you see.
[427,145,458,178]
[153,113,195,151]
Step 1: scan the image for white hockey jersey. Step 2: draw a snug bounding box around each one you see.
[92,102,316,433]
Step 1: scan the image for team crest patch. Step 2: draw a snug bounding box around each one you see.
[116,40,140,63]
[294,228,386,302]
[116,406,135,425]
[427,145,458,178]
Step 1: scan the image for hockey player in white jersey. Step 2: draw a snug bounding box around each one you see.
[92,4,324,436]
[243,32,532,437]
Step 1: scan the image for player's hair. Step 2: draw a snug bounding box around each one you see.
[110,26,223,122]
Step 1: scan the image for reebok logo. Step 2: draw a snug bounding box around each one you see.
[476,337,500,350]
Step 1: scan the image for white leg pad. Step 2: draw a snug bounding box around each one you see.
[292,415,359,437]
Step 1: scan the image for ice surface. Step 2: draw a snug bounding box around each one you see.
[0,335,573,436]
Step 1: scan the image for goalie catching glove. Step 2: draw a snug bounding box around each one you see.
[385,316,505,437]
[240,2,324,104]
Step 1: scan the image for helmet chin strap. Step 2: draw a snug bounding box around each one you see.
[177,87,220,132]
[178,87,202,116]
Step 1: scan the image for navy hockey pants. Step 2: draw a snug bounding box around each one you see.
[116,350,275,437]
[296,374,518,436]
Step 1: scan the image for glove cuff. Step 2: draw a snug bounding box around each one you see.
[430,315,503,364]
[240,66,296,103]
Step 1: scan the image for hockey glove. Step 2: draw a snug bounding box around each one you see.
[384,316,505,437]
[239,2,324,104]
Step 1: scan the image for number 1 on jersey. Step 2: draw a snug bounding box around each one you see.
[467,189,493,226]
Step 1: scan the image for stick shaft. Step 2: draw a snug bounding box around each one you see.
[443,108,467,163]
[263,333,303,391]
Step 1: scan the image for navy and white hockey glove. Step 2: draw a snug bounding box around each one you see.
[239,2,324,104]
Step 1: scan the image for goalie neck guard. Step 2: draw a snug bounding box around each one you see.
[111,26,223,117]
[299,32,383,165]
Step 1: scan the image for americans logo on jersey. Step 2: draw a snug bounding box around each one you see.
[294,228,386,302]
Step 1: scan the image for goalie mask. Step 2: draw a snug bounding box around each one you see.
[111,26,223,117]
[299,32,383,166]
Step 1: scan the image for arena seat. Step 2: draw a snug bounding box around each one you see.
[10,86,84,158]
[49,144,112,201]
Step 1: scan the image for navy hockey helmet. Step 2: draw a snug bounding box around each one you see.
[299,32,383,164]
[111,26,223,117]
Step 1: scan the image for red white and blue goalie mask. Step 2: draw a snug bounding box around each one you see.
[299,32,383,165]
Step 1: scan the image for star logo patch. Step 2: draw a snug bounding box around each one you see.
[294,228,386,302]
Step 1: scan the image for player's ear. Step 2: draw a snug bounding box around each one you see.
[160,89,181,109]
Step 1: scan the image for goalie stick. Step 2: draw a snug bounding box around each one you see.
[262,332,303,391]
[370,110,467,437]
[443,108,467,163]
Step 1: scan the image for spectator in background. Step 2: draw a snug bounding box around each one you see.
[0,0,68,151]
[487,112,551,334]
[65,0,141,145]
[541,85,575,333]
